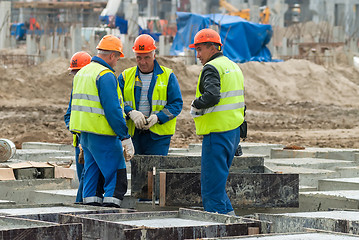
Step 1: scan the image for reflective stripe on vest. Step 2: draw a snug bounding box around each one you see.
[193,56,245,135]
[69,62,125,136]
[122,66,177,136]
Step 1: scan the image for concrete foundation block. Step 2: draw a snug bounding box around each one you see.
[14,149,73,161]
[59,208,270,240]
[300,190,359,211]
[0,216,82,239]
[263,166,340,187]
[256,210,359,235]
[22,142,74,152]
[271,148,359,162]
[0,203,135,223]
[131,155,265,199]
[265,158,355,170]
[318,178,359,191]
[194,232,359,239]
[159,172,299,208]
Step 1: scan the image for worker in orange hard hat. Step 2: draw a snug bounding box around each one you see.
[69,35,134,208]
[64,51,91,203]
[189,28,245,215]
[119,34,183,156]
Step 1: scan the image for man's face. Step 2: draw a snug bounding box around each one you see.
[195,44,215,65]
[135,51,155,73]
[108,51,122,68]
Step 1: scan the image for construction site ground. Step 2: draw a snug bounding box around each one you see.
[1,51,359,150]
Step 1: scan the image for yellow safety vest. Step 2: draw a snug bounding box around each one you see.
[122,66,177,136]
[69,62,125,136]
[193,56,245,135]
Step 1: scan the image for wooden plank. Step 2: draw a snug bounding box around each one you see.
[147,171,153,200]
[248,227,260,235]
[159,172,166,207]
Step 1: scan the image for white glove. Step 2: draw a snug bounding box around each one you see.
[190,100,203,117]
[143,114,158,130]
[121,138,134,161]
[129,110,147,129]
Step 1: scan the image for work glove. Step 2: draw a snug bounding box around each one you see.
[121,138,134,161]
[129,110,147,129]
[143,114,158,130]
[190,100,203,118]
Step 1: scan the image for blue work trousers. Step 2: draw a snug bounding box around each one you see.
[132,129,171,156]
[80,132,127,207]
[201,126,241,214]
[74,146,84,203]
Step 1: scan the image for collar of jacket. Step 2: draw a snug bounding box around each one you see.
[135,59,163,77]
[91,56,116,73]
[207,52,223,63]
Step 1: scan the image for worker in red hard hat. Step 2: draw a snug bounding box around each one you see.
[69,35,134,208]
[119,34,183,156]
[189,28,245,215]
[64,51,91,204]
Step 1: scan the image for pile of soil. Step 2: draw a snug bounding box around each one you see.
[1,55,359,149]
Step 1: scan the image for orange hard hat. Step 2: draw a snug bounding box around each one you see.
[188,28,222,48]
[96,35,124,57]
[132,34,157,53]
[68,51,91,70]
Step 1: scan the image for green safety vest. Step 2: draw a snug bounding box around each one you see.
[193,56,245,135]
[69,62,125,136]
[122,66,177,136]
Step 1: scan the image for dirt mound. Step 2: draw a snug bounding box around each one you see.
[1,56,359,149]
[241,59,359,107]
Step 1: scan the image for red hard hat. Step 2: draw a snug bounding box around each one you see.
[189,28,222,48]
[132,34,157,53]
[68,51,91,70]
[97,35,124,57]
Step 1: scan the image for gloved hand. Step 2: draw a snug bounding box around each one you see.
[190,100,203,117]
[121,138,134,161]
[143,114,158,130]
[129,110,147,129]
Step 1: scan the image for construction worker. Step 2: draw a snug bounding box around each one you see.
[189,28,245,215]
[119,34,183,156]
[69,35,134,207]
[64,51,91,203]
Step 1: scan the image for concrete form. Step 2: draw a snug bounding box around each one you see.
[0,215,81,239]
[169,142,281,159]
[160,171,298,208]
[300,190,359,211]
[256,210,359,235]
[22,142,75,152]
[270,147,359,162]
[196,232,359,239]
[265,158,356,170]
[0,203,134,223]
[131,155,265,199]
[318,177,359,191]
[13,149,73,161]
[59,208,270,240]
[264,165,339,188]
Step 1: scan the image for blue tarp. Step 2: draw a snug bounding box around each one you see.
[170,12,273,63]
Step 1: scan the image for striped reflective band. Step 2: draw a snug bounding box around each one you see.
[72,105,105,115]
[72,93,100,102]
[152,100,167,106]
[103,197,122,206]
[203,102,245,114]
[83,196,103,204]
[152,107,174,119]
[221,89,244,98]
